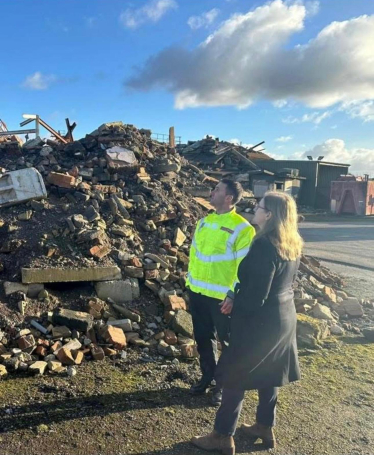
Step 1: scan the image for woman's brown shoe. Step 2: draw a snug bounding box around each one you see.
[191,430,235,455]
[241,423,276,449]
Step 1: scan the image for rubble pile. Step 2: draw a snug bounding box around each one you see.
[178,136,270,184]
[294,255,374,347]
[0,121,211,377]
[0,121,373,379]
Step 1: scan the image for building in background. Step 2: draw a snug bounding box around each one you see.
[248,168,305,200]
[331,176,374,216]
[252,159,350,209]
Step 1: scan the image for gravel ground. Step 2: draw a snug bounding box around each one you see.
[0,333,373,455]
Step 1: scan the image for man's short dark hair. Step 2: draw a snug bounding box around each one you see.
[221,179,243,205]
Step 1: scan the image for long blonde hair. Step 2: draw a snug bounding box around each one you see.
[256,191,303,261]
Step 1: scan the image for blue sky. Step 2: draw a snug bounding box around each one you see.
[1,0,374,174]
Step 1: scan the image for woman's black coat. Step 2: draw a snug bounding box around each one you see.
[218,236,301,390]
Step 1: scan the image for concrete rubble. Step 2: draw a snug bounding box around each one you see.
[0,121,373,379]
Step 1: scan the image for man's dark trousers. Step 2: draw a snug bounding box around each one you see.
[188,289,230,387]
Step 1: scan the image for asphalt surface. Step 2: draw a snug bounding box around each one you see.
[299,220,374,299]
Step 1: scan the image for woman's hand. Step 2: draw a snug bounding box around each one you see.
[220,296,234,315]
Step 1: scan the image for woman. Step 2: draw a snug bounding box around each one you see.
[191,191,303,455]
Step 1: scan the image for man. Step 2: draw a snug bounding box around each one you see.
[186,179,255,405]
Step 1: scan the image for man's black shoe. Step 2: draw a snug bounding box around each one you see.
[189,378,213,395]
[211,388,222,406]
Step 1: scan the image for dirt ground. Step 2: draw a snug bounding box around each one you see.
[0,329,373,455]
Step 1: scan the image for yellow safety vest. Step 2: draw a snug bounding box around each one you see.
[186,209,255,300]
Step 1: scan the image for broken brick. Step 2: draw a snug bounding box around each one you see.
[91,345,105,361]
[18,334,36,351]
[89,245,111,259]
[102,325,127,350]
[35,345,47,357]
[173,228,186,247]
[47,172,76,189]
[165,295,187,311]
[56,348,75,365]
[181,344,199,359]
[164,329,177,345]
[73,351,85,365]
[103,347,118,357]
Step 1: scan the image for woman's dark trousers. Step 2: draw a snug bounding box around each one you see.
[214,387,278,436]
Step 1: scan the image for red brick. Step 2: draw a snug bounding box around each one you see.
[56,347,75,365]
[87,299,105,319]
[103,347,118,357]
[165,295,187,311]
[47,172,76,189]
[74,351,85,365]
[35,345,47,357]
[102,326,127,350]
[130,257,143,268]
[51,341,62,352]
[92,184,117,194]
[37,339,50,348]
[18,335,36,351]
[164,329,177,346]
[79,182,91,191]
[89,245,111,259]
[181,344,199,359]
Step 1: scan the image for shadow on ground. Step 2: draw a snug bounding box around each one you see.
[0,387,211,433]
[131,438,268,455]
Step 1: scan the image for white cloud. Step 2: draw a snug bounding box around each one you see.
[120,0,177,29]
[188,9,220,30]
[273,99,287,108]
[340,100,374,123]
[127,0,374,113]
[283,111,332,125]
[294,139,374,175]
[305,1,320,17]
[22,72,57,90]
[276,135,293,142]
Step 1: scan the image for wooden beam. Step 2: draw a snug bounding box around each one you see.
[38,118,68,144]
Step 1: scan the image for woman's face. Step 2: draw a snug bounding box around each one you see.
[253,198,272,230]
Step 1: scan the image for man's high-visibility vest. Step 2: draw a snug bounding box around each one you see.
[186,208,256,300]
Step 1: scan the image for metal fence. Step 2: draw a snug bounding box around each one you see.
[151,132,182,145]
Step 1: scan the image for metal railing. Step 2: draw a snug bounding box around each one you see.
[151,132,182,145]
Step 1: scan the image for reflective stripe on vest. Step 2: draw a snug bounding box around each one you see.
[226,222,251,251]
[187,274,230,294]
[192,239,249,262]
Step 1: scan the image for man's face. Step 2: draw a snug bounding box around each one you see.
[210,182,232,208]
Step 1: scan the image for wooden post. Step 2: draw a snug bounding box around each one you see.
[35,115,40,138]
[169,126,175,148]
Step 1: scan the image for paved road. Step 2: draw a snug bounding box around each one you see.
[299,220,374,299]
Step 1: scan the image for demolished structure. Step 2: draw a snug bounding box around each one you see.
[0,121,373,379]
[179,137,305,200]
